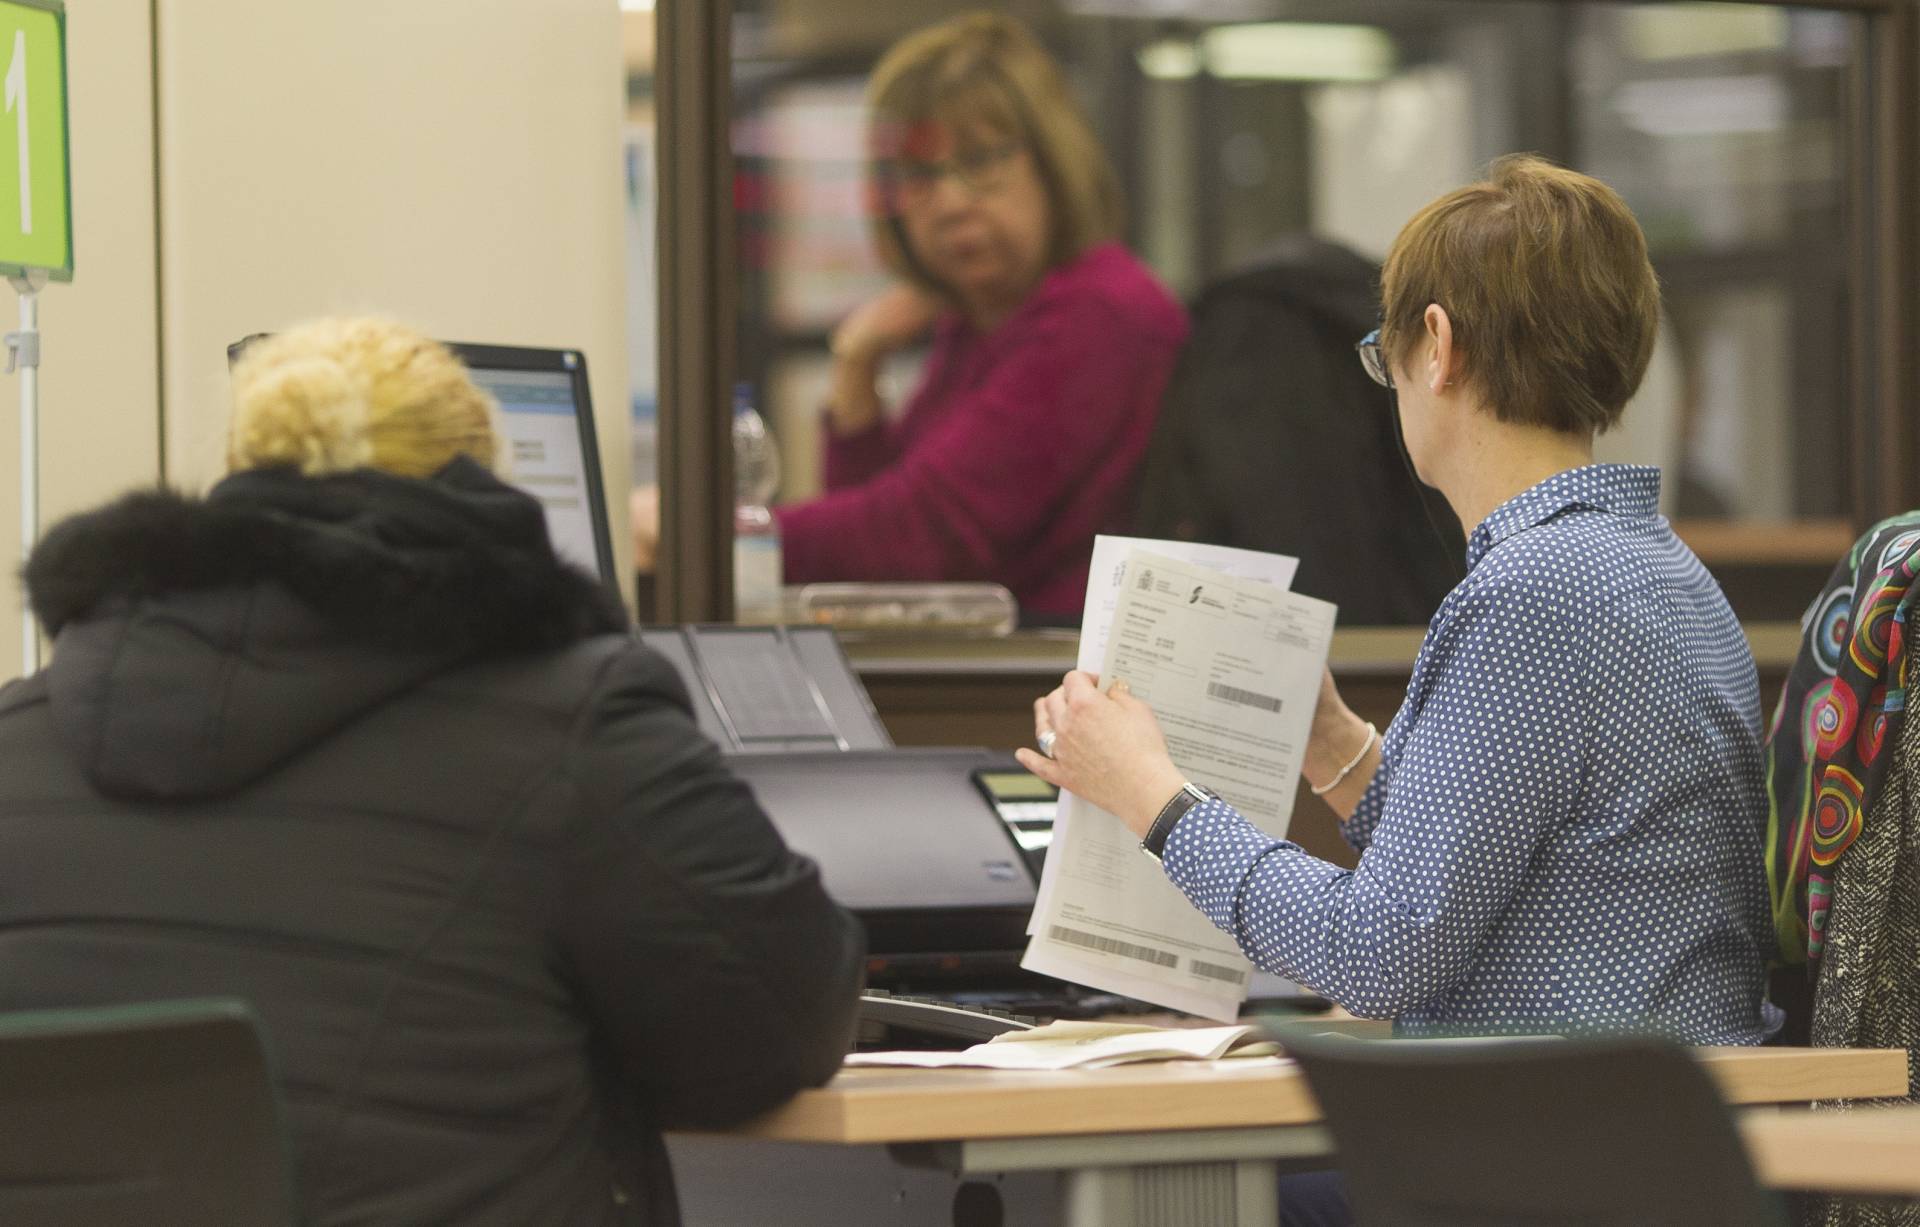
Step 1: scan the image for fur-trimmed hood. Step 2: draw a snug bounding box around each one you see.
[19,457,628,801]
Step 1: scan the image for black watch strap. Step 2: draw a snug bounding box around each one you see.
[1141,782,1215,862]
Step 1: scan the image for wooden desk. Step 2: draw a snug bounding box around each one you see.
[682,1048,1909,1227]
[738,1047,1906,1145]
[1742,1106,1920,1197]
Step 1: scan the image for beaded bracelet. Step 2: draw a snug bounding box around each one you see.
[1310,722,1378,797]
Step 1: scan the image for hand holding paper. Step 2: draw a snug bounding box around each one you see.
[1021,539,1336,1021]
[1017,672,1186,837]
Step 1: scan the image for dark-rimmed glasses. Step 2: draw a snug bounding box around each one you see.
[882,142,1024,204]
[1356,328,1393,390]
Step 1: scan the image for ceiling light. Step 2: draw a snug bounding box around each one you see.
[1137,39,1202,81]
[1201,24,1395,83]
[1624,5,1787,62]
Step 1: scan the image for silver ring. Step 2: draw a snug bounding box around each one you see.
[1037,730,1057,759]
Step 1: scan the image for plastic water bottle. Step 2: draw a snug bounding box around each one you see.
[630,396,658,487]
[732,384,784,623]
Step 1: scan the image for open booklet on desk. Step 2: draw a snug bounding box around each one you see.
[1023,537,1336,1022]
[848,1019,1283,1070]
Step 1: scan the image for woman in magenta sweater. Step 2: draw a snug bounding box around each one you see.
[774,14,1187,621]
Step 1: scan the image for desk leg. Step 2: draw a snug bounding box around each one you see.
[1063,1159,1278,1227]
[897,1125,1325,1227]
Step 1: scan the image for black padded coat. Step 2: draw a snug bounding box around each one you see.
[0,458,864,1226]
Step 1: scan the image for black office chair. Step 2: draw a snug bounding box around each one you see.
[1276,1027,1788,1227]
[0,998,297,1227]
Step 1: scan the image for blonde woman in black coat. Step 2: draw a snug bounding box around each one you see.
[0,318,863,1227]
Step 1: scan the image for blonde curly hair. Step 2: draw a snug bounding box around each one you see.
[227,318,500,478]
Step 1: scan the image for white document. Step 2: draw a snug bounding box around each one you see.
[845,1021,1280,1070]
[1027,536,1300,933]
[1023,546,1336,1021]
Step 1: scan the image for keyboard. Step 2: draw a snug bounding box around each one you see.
[856,992,1036,1047]
[944,987,1165,1022]
[851,982,1337,1051]
[853,987,1170,1051]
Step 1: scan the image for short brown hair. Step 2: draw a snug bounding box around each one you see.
[1380,155,1660,435]
[865,11,1123,293]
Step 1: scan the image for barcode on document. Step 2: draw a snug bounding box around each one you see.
[1190,959,1249,986]
[1048,925,1179,969]
[1206,682,1282,714]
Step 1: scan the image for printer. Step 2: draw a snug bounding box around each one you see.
[640,625,1047,981]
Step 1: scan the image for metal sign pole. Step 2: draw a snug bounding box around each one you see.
[8,268,44,675]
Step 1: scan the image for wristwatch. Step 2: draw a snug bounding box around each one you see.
[1141,782,1217,863]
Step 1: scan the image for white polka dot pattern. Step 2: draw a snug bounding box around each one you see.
[1161,464,1782,1042]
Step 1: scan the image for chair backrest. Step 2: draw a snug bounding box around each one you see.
[1277,1028,1787,1227]
[0,998,297,1227]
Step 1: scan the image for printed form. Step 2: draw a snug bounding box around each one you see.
[1026,536,1299,939]
[1023,541,1335,1020]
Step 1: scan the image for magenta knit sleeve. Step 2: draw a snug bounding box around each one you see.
[820,417,896,490]
[773,305,1164,585]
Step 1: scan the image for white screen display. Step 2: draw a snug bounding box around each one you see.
[470,367,604,578]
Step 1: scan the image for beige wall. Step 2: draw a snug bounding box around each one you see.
[0,0,163,681]
[155,0,631,522]
[1,0,633,682]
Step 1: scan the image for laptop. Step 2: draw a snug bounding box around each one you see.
[448,342,616,585]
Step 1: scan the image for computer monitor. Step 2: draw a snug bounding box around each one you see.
[227,335,618,586]
[449,343,616,585]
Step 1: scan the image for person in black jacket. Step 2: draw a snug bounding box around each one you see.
[1133,233,1464,626]
[0,317,864,1227]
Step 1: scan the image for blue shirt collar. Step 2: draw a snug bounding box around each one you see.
[1466,463,1663,571]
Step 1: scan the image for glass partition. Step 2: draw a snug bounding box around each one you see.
[641,0,1885,626]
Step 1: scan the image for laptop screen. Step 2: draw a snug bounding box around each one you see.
[452,343,616,585]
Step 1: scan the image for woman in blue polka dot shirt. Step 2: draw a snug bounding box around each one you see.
[1020,156,1781,1052]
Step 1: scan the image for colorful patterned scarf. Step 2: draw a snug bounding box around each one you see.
[1764,513,1920,965]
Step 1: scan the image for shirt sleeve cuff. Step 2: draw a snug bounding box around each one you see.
[1160,796,1292,932]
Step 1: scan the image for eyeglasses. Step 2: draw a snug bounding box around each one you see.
[1355,328,1393,390]
[882,142,1023,204]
